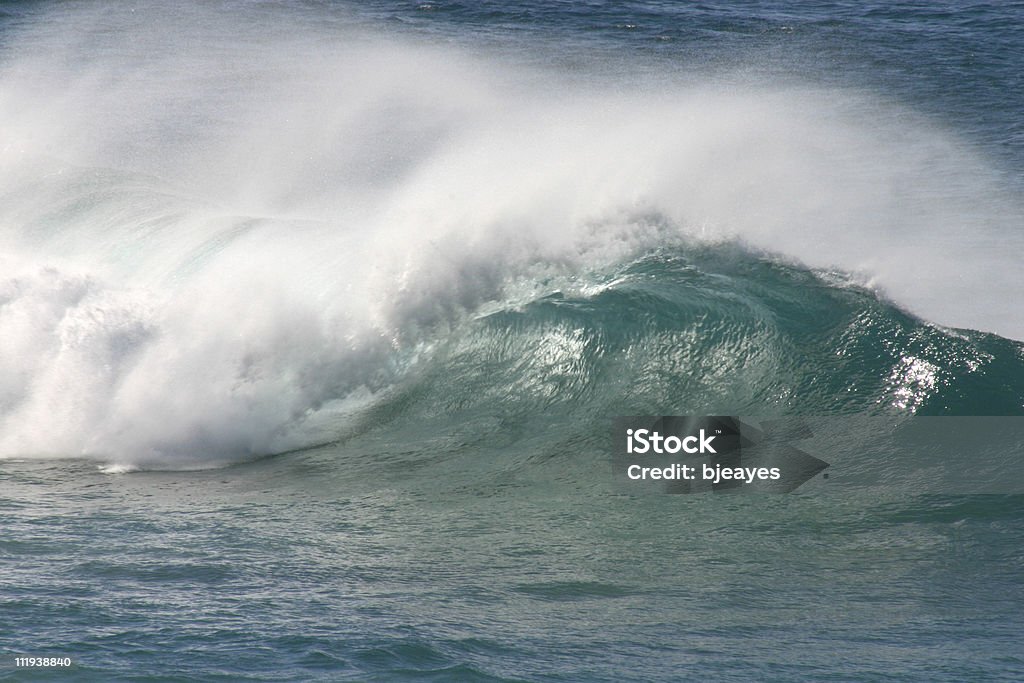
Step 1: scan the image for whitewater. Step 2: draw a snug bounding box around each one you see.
[1,2,1021,471]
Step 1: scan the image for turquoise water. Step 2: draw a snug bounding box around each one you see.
[2,1,1024,680]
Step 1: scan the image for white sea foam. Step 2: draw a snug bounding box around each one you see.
[0,2,1020,467]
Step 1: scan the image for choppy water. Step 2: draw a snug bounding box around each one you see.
[2,1,1023,680]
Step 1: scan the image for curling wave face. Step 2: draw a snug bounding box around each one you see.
[0,2,1022,469]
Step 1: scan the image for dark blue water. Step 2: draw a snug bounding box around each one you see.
[2,1,1024,681]
[348,0,1024,170]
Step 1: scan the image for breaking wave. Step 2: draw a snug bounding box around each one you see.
[1,2,1022,469]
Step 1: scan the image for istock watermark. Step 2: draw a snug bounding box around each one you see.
[613,416,1024,495]
[613,416,826,494]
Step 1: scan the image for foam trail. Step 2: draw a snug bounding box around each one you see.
[0,2,1021,468]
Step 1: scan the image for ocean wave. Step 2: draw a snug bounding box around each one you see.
[1,2,1021,469]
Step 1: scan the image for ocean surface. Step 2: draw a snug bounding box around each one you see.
[2,1,1024,680]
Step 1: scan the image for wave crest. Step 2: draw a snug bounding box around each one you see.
[1,3,1021,468]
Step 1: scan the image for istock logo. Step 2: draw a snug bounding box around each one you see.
[626,428,717,454]
[613,416,829,494]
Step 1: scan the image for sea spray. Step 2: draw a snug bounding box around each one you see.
[0,2,1021,468]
